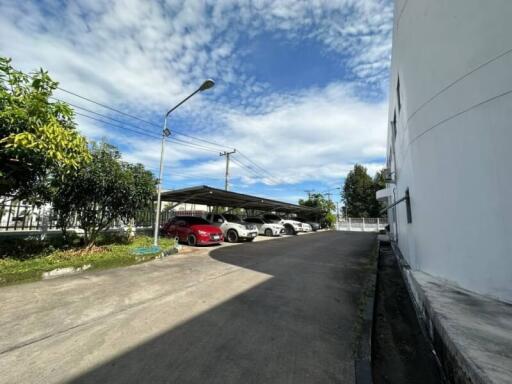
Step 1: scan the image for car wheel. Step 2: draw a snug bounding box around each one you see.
[188,234,197,246]
[264,228,273,237]
[284,224,296,235]
[227,229,239,243]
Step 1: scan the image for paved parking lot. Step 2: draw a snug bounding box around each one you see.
[0,231,376,384]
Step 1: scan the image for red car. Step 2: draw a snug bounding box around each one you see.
[161,216,224,246]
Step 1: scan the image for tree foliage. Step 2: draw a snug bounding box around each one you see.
[0,57,91,202]
[324,212,336,227]
[52,142,156,246]
[372,169,387,217]
[298,193,335,212]
[299,193,336,226]
[342,164,386,218]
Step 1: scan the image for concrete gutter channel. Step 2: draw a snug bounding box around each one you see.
[353,236,379,384]
[385,240,512,384]
[360,235,446,384]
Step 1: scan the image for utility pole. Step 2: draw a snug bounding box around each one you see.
[304,189,315,199]
[220,149,236,191]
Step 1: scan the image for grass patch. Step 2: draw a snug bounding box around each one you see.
[0,235,175,286]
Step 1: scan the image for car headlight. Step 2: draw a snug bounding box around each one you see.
[197,230,209,236]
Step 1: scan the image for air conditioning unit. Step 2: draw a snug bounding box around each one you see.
[383,168,395,183]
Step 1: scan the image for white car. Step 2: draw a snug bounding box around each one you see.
[205,213,258,243]
[244,217,284,236]
[262,214,304,235]
[301,223,312,232]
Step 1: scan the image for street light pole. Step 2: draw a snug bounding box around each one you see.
[153,79,215,247]
[153,118,170,248]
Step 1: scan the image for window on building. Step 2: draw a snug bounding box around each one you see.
[396,76,401,112]
[405,188,412,223]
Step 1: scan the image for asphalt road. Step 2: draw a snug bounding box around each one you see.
[0,231,376,384]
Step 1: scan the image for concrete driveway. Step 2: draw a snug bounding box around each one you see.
[0,231,376,384]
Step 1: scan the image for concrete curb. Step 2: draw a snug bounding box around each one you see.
[40,247,179,281]
[354,238,380,384]
[42,264,92,279]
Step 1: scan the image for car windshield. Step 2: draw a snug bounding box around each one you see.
[222,214,243,223]
[179,217,210,225]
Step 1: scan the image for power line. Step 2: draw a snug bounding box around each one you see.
[75,111,221,154]
[52,85,232,150]
[60,96,225,153]
[60,99,161,138]
[18,67,289,185]
[236,150,278,179]
[170,137,221,153]
[74,112,160,139]
[230,157,277,184]
[17,68,233,150]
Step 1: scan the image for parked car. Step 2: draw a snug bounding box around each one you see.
[161,216,224,246]
[244,217,284,236]
[205,213,258,243]
[296,217,321,231]
[262,213,304,235]
[301,222,312,232]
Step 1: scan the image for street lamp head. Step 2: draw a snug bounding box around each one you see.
[199,79,215,92]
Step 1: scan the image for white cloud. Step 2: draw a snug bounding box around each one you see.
[0,0,391,190]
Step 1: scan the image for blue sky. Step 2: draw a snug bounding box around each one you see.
[0,0,393,204]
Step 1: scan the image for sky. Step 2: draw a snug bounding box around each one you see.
[0,0,393,204]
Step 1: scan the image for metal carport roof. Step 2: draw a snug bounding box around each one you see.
[160,185,322,215]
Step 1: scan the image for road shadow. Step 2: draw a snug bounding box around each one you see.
[70,231,376,384]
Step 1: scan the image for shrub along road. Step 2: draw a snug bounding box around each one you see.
[0,231,376,384]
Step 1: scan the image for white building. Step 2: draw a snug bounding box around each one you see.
[382,1,512,303]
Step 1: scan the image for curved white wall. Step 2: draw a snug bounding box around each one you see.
[388,0,512,302]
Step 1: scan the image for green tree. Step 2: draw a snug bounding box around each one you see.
[324,212,336,228]
[299,193,335,212]
[0,57,90,203]
[299,193,336,226]
[342,164,378,218]
[371,169,387,217]
[52,142,156,246]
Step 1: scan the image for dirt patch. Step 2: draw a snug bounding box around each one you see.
[372,242,443,384]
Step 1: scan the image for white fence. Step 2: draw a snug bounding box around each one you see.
[0,201,172,237]
[336,218,387,232]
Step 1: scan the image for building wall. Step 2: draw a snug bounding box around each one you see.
[387,0,512,302]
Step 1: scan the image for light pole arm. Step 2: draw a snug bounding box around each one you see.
[165,88,201,117]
